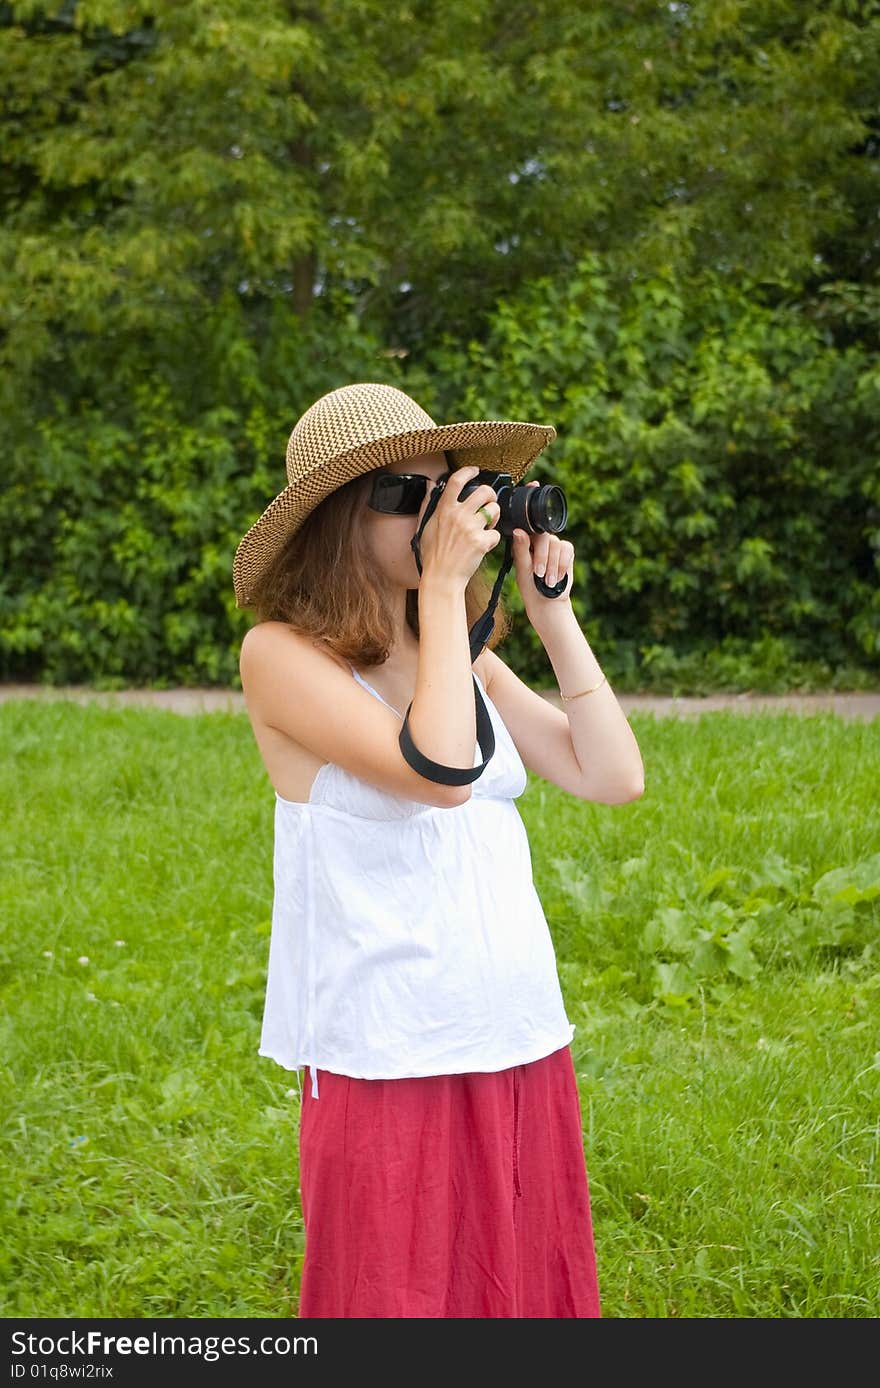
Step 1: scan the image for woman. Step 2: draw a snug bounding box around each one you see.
[233,382,645,1318]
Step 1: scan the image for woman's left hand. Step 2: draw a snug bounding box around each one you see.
[510,481,575,627]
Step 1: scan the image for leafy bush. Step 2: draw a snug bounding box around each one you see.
[427,252,880,689]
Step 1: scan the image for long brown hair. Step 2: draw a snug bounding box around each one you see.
[245,453,512,666]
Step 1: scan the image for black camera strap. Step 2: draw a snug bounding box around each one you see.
[399,483,518,786]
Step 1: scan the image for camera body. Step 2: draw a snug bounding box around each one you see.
[454,469,568,537]
[411,465,570,602]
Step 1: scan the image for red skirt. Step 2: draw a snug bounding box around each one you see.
[296,1042,601,1318]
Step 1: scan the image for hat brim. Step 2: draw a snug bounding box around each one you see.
[232,418,556,608]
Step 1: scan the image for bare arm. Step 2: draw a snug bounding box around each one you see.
[407,573,479,784]
[400,461,504,792]
[536,603,644,802]
[240,624,470,810]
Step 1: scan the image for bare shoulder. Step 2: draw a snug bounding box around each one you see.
[473,647,492,692]
[240,620,345,663]
[239,620,356,741]
[476,644,501,699]
[240,621,349,690]
[238,621,466,809]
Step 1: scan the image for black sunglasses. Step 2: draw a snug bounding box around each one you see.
[367,471,453,515]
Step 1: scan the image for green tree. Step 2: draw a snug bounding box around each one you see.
[2,0,877,401]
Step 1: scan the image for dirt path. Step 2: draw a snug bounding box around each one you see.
[2,683,878,721]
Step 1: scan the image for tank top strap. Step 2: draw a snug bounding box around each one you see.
[346,660,404,719]
[346,660,499,764]
[347,660,487,703]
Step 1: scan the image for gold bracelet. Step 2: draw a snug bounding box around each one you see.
[560,673,607,701]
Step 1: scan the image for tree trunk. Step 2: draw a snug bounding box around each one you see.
[292,248,318,318]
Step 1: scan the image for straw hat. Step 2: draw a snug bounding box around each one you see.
[232,381,556,608]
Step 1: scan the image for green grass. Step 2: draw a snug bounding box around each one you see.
[1,700,878,1318]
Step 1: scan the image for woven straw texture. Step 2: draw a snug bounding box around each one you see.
[232,382,556,607]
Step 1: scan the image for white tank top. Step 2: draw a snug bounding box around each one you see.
[258,661,576,1098]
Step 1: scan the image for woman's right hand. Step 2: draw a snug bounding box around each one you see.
[415,465,503,588]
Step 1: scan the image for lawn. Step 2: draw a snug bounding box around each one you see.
[1,699,877,1318]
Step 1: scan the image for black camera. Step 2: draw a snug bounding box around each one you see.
[407,465,570,600]
[455,469,568,539]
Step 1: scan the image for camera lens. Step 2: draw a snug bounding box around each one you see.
[527,484,567,534]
